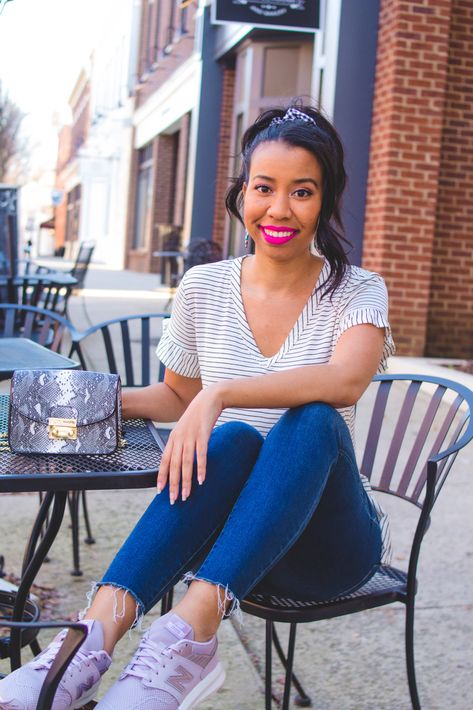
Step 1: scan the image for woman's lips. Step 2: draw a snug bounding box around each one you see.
[259,226,298,245]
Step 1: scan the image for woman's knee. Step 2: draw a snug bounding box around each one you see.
[283,401,342,432]
[208,421,263,469]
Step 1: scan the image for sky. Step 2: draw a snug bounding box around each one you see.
[0,0,105,166]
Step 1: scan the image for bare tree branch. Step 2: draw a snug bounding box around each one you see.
[0,81,28,183]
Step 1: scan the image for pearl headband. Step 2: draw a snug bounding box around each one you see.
[269,107,318,129]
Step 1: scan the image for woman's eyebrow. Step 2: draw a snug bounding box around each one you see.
[252,175,319,187]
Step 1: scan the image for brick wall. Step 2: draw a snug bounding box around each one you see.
[212,66,236,247]
[54,126,72,249]
[135,0,197,109]
[426,0,473,357]
[363,0,452,355]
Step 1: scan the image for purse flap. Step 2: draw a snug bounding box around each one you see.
[10,369,120,426]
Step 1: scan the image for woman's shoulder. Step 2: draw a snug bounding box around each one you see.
[336,264,387,295]
[343,264,385,285]
[180,258,238,296]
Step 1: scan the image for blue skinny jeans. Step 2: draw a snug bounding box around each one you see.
[99,403,382,618]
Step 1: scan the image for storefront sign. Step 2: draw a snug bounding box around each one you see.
[212,0,320,32]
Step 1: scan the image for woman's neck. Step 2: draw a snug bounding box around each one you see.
[242,252,324,297]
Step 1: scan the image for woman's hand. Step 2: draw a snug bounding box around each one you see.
[157,385,224,503]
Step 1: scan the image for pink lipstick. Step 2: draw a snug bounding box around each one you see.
[259,225,298,245]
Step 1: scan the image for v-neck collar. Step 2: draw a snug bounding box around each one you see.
[230,256,329,366]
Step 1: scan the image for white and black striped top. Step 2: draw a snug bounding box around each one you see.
[157,256,395,562]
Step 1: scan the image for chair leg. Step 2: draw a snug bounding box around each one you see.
[160,589,174,616]
[265,621,273,710]
[81,491,95,544]
[68,492,83,576]
[29,638,41,656]
[405,600,421,710]
[272,623,312,708]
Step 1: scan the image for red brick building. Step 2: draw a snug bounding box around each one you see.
[54,70,90,256]
[124,0,472,358]
[363,0,473,358]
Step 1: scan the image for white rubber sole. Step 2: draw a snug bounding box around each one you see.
[179,663,226,710]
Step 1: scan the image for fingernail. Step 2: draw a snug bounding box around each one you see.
[182,491,187,501]
[157,484,162,494]
[170,494,175,505]
[198,478,203,485]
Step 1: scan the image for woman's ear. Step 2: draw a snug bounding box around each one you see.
[242,183,247,196]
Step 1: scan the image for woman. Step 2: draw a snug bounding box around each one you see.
[0,104,394,710]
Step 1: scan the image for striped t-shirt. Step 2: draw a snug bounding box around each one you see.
[156,256,395,562]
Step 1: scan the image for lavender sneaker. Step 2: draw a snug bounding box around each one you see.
[96,612,225,710]
[0,620,111,710]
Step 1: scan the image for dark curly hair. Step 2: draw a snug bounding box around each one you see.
[225,103,351,298]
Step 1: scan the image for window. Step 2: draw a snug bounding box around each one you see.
[65,184,81,243]
[133,143,153,250]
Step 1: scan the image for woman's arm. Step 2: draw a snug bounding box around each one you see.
[122,372,202,421]
[215,324,385,410]
[158,324,385,503]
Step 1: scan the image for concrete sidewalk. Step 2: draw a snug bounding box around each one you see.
[1,262,472,708]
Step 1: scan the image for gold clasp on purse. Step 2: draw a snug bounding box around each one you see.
[48,417,77,441]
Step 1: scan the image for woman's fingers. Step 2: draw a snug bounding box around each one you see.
[157,437,172,493]
[168,437,184,504]
[196,438,207,486]
[180,441,195,501]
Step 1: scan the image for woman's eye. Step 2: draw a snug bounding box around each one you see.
[255,184,271,194]
[293,188,312,198]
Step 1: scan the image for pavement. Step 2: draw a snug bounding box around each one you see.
[1,259,472,709]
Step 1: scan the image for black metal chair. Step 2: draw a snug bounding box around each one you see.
[66,312,170,576]
[0,303,76,352]
[24,242,95,292]
[0,620,88,710]
[240,373,473,710]
[0,275,73,316]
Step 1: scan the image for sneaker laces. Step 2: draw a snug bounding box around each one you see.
[31,632,103,675]
[122,635,184,681]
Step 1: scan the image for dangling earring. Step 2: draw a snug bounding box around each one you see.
[313,217,321,253]
[244,232,250,251]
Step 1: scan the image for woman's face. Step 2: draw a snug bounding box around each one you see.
[242,140,323,257]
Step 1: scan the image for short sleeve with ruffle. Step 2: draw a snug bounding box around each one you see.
[336,271,396,371]
[156,273,201,379]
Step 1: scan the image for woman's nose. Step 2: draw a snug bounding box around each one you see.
[267,192,292,219]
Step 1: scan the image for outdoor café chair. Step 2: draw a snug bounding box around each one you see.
[28,242,95,292]
[66,312,170,576]
[0,303,76,352]
[239,373,473,710]
[0,620,88,710]
[0,275,73,316]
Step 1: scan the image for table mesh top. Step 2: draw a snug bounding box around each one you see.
[0,394,162,484]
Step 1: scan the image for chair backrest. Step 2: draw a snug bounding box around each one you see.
[69,313,169,386]
[0,303,75,352]
[70,243,95,288]
[0,276,70,315]
[357,374,473,513]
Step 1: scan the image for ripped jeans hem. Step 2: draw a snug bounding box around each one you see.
[79,581,146,636]
[181,571,243,627]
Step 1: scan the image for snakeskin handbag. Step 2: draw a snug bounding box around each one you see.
[8,369,122,455]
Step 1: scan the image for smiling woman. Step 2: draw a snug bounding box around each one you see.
[0,104,395,710]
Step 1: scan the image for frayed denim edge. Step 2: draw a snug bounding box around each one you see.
[79,581,145,637]
[181,571,244,628]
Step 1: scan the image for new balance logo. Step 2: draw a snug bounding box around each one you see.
[166,665,193,693]
[77,675,96,696]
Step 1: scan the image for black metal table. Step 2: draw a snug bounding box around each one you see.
[0,394,163,670]
[0,338,80,381]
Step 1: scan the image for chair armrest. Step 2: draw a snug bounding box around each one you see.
[0,620,87,710]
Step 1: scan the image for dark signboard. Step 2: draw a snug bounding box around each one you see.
[0,185,19,278]
[212,0,320,33]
